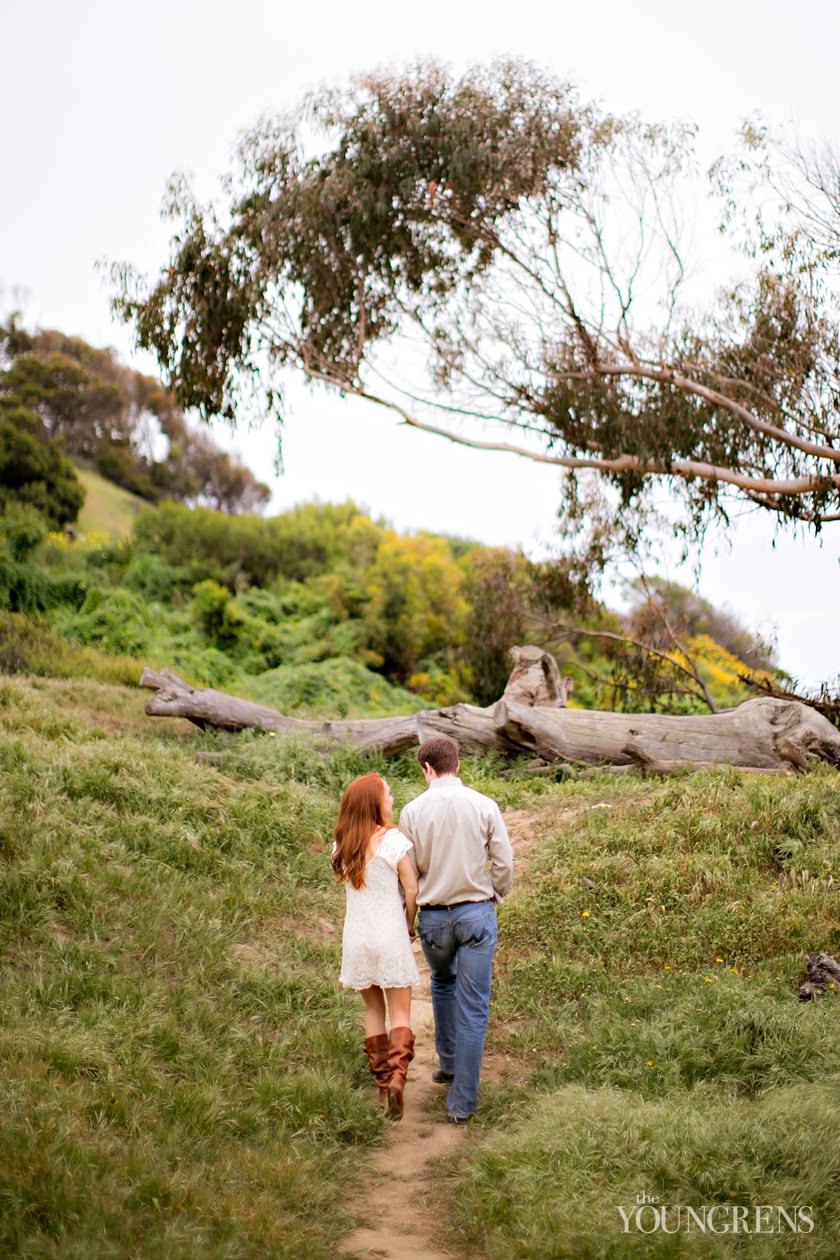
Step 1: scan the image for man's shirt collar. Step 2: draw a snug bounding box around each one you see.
[428,775,462,789]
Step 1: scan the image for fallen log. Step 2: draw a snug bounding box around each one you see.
[139,651,840,771]
[495,696,840,770]
[140,666,496,756]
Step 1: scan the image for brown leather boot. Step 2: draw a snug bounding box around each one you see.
[364,1033,391,1104]
[385,1026,415,1121]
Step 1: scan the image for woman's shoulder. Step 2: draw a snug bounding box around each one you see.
[381,827,412,858]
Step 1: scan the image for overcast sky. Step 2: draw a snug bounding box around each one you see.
[3,0,839,686]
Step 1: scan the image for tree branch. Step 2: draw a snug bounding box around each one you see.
[324,376,840,499]
[528,612,718,712]
[635,571,718,712]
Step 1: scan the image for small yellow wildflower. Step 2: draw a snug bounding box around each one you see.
[581,910,590,918]
[729,967,738,975]
[703,975,714,983]
[663,964,672,971]
[715,956,725,964]
[645,1060,654,1068]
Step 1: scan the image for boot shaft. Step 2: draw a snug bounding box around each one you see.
[387,1025,416,1081]
[364,1032,391,1100]
[386,1025,415,1120]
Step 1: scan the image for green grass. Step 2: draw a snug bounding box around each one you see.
[494,770,840,1025]
[448,767,840,1257]
[451,1082,839,1258]
[0,672,544,1256]
[2,669,839,1256]
[74,464,147,539]
[0,675,392,1257]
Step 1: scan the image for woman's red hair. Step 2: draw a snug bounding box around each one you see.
[332,773,390,890]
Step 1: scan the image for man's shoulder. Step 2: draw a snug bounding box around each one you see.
[440,781,501,815]
[399,780,500,815]
[459,783,500,809]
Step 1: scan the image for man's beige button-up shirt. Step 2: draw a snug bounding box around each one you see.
[398,775,513,907]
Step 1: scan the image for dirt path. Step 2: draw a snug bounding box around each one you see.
[340,962,464,1260]
[340,806,553,1260]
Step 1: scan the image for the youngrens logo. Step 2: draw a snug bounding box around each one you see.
[617,1191,814,1235]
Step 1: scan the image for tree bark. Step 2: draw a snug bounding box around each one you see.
[494,697,840,770]
[140,652,840,771]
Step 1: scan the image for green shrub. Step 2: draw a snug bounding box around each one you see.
[241,657,423,717]
[132,499,382,586]
[0,612,141,684]
[122,552,191,602]
[0,501,48,560]
[63,587,152,655]
[0,398,85,528]
[190,578,249,649]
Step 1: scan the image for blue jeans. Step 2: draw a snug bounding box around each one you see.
[418,900,498,1119]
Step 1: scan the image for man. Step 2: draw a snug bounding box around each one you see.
[399,735,513,1123]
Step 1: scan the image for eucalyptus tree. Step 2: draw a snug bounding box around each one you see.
[112,60,840,533]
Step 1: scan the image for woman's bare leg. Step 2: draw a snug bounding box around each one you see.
[384,986,412,1030]
[360,985,387,1036]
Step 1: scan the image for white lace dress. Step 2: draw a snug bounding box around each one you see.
[338,828,421,990]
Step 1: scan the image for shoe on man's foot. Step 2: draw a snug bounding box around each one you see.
[432,1068,455,1084]
[447,1112,470,1124]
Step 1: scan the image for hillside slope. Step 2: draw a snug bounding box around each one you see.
[1,675,838,1255]
[74,463,147,538]
[0,674,382,1256]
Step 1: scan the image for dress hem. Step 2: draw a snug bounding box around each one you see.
[339,975,420,991]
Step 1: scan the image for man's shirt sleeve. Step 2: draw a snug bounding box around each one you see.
[398,802,420,875]
[487,803,514,899]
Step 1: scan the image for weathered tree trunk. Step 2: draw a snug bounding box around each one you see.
[139,651,840,771]
[139,668,497,755]
[495,697,840,770]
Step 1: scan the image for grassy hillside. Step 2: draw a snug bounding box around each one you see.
[0,670,537,1256]
[2,486,835,1254]
[451,770,840,1257]
[1,670,839,1256]
[0,673,405,1256]
[74,464,147,539]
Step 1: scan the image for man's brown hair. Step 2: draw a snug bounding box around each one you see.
[417,735,459,775]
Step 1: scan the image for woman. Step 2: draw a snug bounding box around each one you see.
[332,773,420,1119]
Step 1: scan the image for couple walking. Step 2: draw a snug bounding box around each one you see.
[332,735,514,1123]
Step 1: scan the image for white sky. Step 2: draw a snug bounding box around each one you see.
[3,0,839,687]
